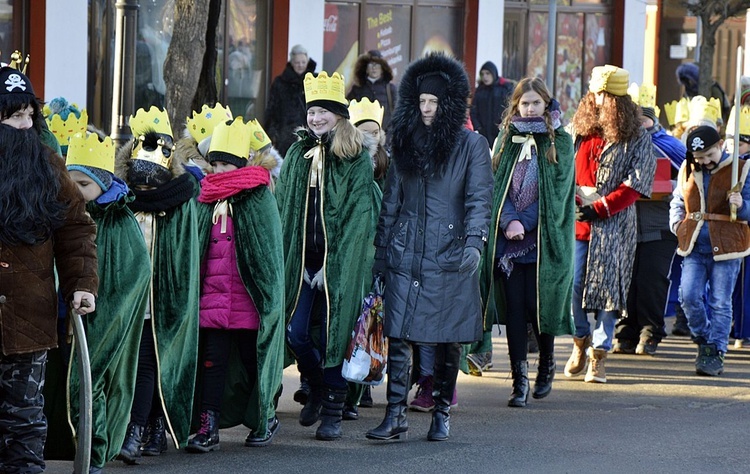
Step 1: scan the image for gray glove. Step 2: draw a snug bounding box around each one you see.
[310,268,326,291]
[302,269,312,286]
[459,246,481,275]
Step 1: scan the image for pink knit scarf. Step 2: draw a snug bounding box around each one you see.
[198,166,270,203]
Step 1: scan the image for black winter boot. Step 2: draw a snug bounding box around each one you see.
[186,409,220,453]
[427,343,461,441]
[366,338,411,441]
[299,369,324,427]
[294,375,310,405]
[141,416,168,456]
[118,421,144,465]
[508,360,530,407]
[315,388,347,440]
[532,354,555,399]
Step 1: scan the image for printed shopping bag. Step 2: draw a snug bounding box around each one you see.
[342,275,388,385]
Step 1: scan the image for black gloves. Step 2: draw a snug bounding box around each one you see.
[576,205,599,222]
[459,246,481,275]
[372,257,386,278]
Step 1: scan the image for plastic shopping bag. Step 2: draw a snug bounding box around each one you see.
[342,275,388,385]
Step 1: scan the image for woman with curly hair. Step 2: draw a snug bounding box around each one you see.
[480,77,575,407]
[564,65,656,383]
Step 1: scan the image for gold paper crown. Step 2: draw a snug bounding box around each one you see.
[209,117,252,159]
[186,103,233,143]
[726,105,750,138]
[589,65,629,96]
[46,110,89,148]
[3,50,30,73]
[304,71,347,105]
[130,106,173,138]
[664,98,689,126]
[66,132,115,173]
[686,96,721,126]
[627,82,660,118]
[348,98,384,127]
[246,119,272,151]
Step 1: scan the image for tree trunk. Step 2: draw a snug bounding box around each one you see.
[698,16,717,98]
[191,0,222,114]
[163,0,211,135]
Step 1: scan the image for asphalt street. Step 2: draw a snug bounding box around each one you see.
[47,319,750,474]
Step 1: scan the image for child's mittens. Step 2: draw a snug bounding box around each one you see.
[504,220,525,241]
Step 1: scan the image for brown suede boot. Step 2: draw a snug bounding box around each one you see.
[584,347,607,383]
[564,335,591,377]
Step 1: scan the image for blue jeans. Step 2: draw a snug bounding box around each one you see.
[679,252,741,353]
[572,240,618,351]
[285,270,346,389]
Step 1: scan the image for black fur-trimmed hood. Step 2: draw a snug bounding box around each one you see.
[390,53,470,177]
[352,51,394,87]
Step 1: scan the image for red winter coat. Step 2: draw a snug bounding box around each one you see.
[199,215,259,329]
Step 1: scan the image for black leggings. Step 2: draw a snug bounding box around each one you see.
[130,321,164,426]
[501,262,555,363]
[198,328,258,412]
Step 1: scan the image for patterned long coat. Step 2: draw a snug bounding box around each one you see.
[578,128,656,311]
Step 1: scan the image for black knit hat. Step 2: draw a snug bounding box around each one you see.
[417,71,449,99]
[307,99,349,119]
[641,107,658,124]
[0,66,35,97]
[208,150,247,169]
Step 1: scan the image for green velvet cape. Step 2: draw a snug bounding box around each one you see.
[144,198,201,448]
[195,187,285,436]
[68,193,151,467]
[480,125,576,336]
[276,130,378,368]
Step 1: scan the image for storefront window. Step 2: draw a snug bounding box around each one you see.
[415,5,463,60]
[555,13,584,121]
[526,12,548,80]
[0,1,13,57]
[322,3,360,92]
[225,0,259,118]
[362,4,411,82]
[135,0,173,112]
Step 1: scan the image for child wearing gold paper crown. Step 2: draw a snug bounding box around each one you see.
[186,118,285,453]
[116,107,201,464]
[669,125,750,376]
[64,132,151,473]
[0,56,98,473]
[277,71,378,441]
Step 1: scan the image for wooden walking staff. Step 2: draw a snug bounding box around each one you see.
[731,46,744,222]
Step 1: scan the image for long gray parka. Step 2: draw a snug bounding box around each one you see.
[374,53,493,343]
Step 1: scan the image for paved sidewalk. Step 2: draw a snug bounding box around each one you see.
[48,323,750,473]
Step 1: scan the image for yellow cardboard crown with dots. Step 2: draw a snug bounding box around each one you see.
[686,96,721,127]
[46,109,88,148]
[726,105,750,138]
[209,117,251,159]
[186,103,233,143]
[627,82,660,118]
[348,97,384,127]
[65,132,115,173]
[663,98,690,126]
[304,71,347,106]
[246,119,272,151]
[129,106,173,138]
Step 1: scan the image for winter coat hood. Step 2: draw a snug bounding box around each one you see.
[390,53,470,177]
[352,51,394,86]
[478,61,498,83]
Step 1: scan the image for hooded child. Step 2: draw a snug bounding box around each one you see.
[186,117,285,452]
[63,132,151,472]
[116,106,201,464]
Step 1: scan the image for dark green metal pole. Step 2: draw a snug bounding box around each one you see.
[111,0,139,147]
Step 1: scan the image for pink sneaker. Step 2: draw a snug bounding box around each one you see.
[409,376,435,412]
